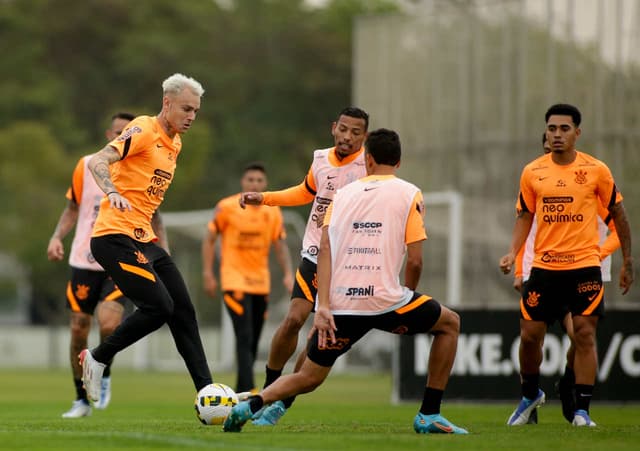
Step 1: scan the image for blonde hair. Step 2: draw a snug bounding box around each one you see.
[162,73,204,97]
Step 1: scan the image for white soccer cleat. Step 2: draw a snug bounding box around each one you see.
[94,376,112,409]
[572,409,597,427]
[79,349,106,403]
[61,399,92,418]
[507,389,545,426]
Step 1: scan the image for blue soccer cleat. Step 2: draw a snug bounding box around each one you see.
[252,400,286,426]
[413,413,469,434]
[222,401,253,432]
[507,389,545,426]
[572,409,597,427]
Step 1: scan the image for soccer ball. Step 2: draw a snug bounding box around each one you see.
[194,383,238,425]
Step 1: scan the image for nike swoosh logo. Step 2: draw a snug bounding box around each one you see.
[327,175,337,179]
[364,187,378,192]
[432,422,454,433]
[156,144,163,148]
[588,293,598,302]
[538,177,548,181]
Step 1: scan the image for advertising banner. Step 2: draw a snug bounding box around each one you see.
[395,309,640,401]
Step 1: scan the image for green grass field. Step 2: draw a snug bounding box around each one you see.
[1,369,638,451]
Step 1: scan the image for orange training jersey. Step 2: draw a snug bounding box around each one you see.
[208,193,286,294]
[66,154,107,271]
[515,206,619,282]
[324,175,427,315]
[92,116,181,242]
[292,147,366,264]
[517,150,622,270]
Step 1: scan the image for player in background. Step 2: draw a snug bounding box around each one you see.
[500,104,633,427]
[202,162,293,393]
[512,133,620,423]
[224,129,467,434]
[48,112,141,418]
[237,107,369,425]
[79,74,213,403]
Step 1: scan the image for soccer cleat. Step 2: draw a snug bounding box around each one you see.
[223,401,253,432]
[94,376,111,410]
[61,399,92,418]
[413,413,469,434]
[252,400,286,426]
[572,409,597,427]
[527,408,538,424]
[507,389,545,426]
[251,405,267,421]
[79,349,106,403]
[555,377,575,424]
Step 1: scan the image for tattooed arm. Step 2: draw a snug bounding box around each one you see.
[88,145,131,211]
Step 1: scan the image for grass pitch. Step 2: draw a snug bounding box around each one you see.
[0,369,638,450]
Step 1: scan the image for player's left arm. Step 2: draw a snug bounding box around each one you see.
[609,200,634,294]
[151,210,170,254]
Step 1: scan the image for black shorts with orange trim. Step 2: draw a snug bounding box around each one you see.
[521,266,604,323]
[291,257,317,305]
[307,291,442,367]
[66,267,127,315]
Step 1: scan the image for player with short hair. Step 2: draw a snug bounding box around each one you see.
[224,128,467,434]
[500,103,633,427]
[79,74,213,402]
[202,162,293,393]
[512,133,620,423]
[238,107,369,425]
[48,112,141,418]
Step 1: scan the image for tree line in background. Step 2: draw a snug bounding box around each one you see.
[0,0,398,322]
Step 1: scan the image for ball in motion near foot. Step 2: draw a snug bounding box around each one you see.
[194,383,238,425]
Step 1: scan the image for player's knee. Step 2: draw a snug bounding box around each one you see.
[447,309,460,334]
[282,311,307,333]
[572,327,596,348]
[99,321,119,337]
[152,296,175,318]
[519,330,541,348]
[70,315,90,340]
[435,307,460,336]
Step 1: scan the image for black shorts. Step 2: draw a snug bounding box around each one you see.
[521,266,604,323]
[66,267,128,315]
[307,292,442,367]
[222,290,268,317]
[291,257,317,305]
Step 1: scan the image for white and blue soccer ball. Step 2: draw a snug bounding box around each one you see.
[194,383,238,425]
